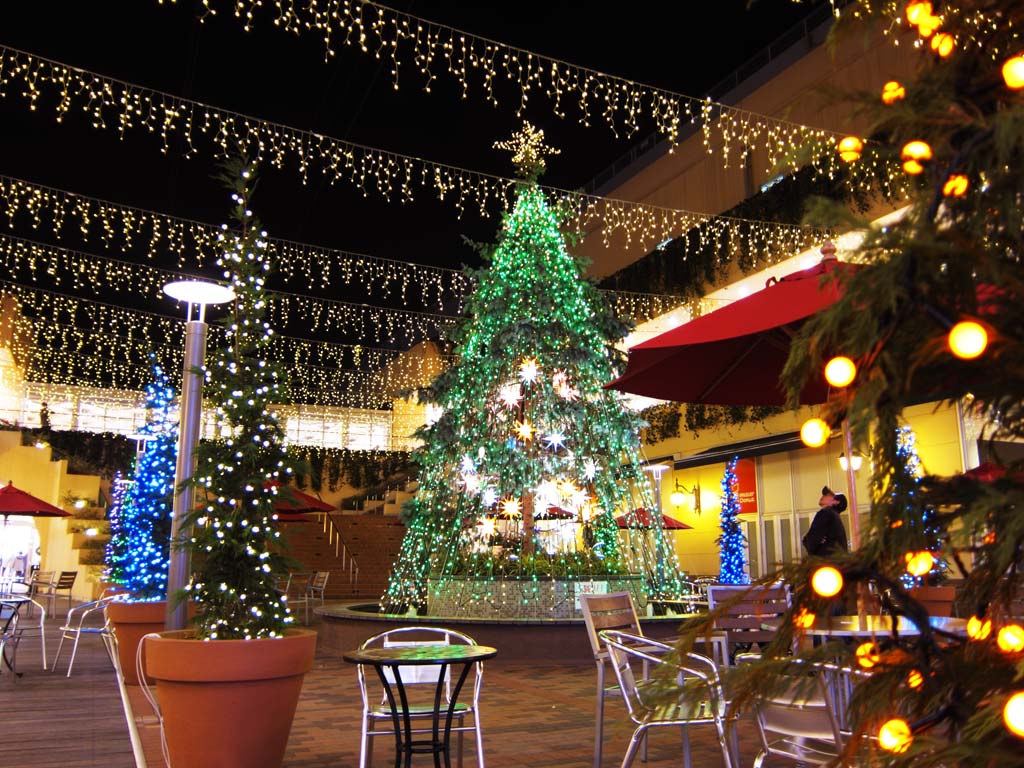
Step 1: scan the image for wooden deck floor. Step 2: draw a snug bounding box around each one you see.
[0,605,760,767]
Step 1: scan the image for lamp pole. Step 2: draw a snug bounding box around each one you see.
[642,463,671,594]
[162,280,234,631]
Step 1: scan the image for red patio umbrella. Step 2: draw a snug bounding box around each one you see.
[607,254,866,546]
[615,508,693,530]
[0,481,71,522]
[608,257,857,405]
[265,481,333,523]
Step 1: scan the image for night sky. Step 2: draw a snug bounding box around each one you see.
[0,0,829,395]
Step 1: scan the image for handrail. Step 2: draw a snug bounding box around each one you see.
[316,512,359,592]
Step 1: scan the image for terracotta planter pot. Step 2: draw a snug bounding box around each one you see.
[106,600,167,685]
[144,628,317,768]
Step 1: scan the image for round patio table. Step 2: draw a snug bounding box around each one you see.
[0,594,32,674]
[343,643,497,768]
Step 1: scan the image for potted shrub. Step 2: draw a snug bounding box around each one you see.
[144,160,316,768]
[104,357,178,684]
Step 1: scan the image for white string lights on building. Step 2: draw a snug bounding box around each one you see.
[0,175,717,324]
[0,47,834,257]
[194,0,845,166]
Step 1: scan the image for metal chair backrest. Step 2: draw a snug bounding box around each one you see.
[309,570,330,593]
[54,571,77,590]
[357,626,480,705]
[599,629,726,725]
[580,591,642,662]
[707,583,790,654]
[753,661,845,765]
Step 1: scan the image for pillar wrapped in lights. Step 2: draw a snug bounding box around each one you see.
[162,278,235,630]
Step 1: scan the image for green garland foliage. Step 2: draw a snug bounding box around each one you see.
[12,427,134,479]
[285,447,412,491]
[639,402,784,442]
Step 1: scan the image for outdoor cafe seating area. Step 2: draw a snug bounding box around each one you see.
[0,579,984,767]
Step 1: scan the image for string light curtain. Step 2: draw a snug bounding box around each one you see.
[193,0,844,166]
[0,47,834,256]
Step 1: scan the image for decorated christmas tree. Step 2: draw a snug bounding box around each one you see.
[103,470,129,586]
[183,159,297,639]
[717,457,747,585]
[105,357,178,598]
[383,123,682,615]
[686,2,1024,762]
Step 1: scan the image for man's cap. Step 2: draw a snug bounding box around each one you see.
[832,493,848,512]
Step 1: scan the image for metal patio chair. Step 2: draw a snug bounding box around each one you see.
[355,626,485,768]
[599,629,735,768]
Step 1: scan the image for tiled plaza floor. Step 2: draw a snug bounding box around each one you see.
[1,607,756,767]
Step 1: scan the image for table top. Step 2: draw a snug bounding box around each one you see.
[764,614,968,637]
[0,594,31,604]
[343,644,498,666]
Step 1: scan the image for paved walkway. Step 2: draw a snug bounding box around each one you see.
[1,607,757,767]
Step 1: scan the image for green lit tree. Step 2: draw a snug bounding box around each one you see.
[680,2,1024,764]
[183,159,296,640]
[383,123,682,613]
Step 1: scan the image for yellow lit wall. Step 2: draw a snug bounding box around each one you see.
[645,400,965,578]
[0,430,101,600]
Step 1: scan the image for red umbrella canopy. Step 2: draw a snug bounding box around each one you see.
[0,481,71,518]
[615,508,692,530]
[270,485,334,514]
[608,257,858,405]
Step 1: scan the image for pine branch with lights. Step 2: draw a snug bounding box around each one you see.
[680,2,1024,763]
[183,159,297,640]
[105,357,178,599]
[383,123,685,614]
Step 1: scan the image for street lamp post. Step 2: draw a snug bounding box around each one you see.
[162,280,235,631]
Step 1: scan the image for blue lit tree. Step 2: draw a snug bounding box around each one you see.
[895,425,945,588]
[717,456,748,584]
[111,357,178,599]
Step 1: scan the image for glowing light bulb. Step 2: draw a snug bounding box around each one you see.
[836,136,863,163]
[824,356,857,387]
[905,1,932,25]
[794,608,815,629]
[881,80,906,104]
[998,625,1024,653]
[1004,55,1024,89]
[901,140,932,175]
[856,641,880,669]
[1005,692,1024,738]
[948,321,988,359]
[811,566,843,598]
[967,615,993,640]
[942,174,969,197]
[905,551,935,577]
[800,418,830,448]
[930,32,955,57]
[878,718,912,753]
[907,670,924,689]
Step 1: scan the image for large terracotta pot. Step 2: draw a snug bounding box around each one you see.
[144,628,318,768]
[106,600,167,685]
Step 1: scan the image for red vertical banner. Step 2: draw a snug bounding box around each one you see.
[734,457,758,515]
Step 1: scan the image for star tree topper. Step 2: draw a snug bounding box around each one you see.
[494,121,560,180]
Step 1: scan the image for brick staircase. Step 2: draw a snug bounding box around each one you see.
[278,513,407,601]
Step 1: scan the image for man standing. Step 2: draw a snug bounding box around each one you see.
[803,485,849,556]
